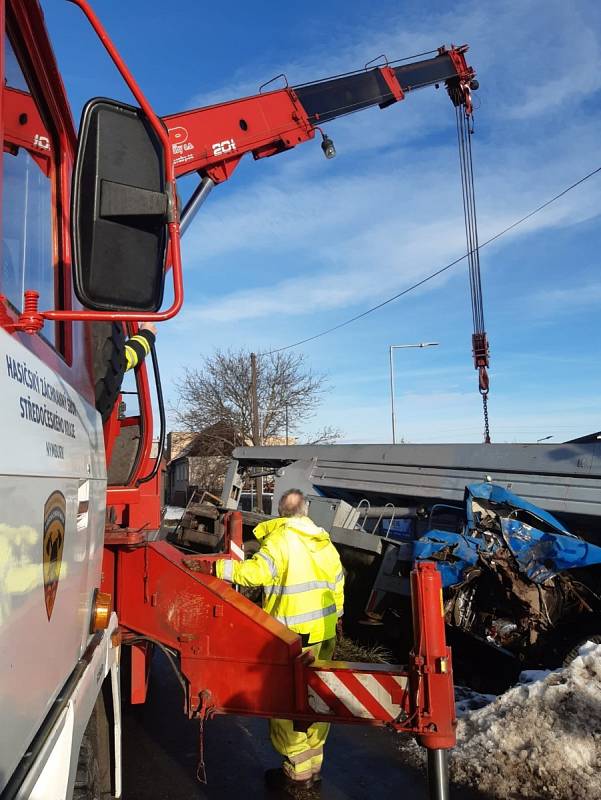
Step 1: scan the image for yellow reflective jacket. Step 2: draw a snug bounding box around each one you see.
[124,329,154,372]
[216,515,344,644]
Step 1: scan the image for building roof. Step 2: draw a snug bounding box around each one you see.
[167,423,242,463]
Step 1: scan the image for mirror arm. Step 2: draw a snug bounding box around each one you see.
[37,0,184,324]
[136,341,166,486]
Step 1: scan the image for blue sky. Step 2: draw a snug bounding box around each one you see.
[42,0,601,443]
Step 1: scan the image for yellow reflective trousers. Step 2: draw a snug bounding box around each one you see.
[269,637,336,780]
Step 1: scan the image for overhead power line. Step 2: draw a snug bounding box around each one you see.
[266,165,601,355]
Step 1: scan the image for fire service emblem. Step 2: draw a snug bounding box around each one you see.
[43,490,66,620]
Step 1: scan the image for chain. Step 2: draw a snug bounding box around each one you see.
[481,391,491,444]
[195,690,213,784]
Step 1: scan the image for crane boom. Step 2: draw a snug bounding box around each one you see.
[294,47,473,122]
[163,45,476,184]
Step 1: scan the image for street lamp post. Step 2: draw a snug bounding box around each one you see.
[389,342,440,444]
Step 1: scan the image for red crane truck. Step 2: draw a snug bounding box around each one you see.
[0,1,478,798]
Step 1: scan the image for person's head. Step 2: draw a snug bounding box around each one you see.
[278,489,308,518]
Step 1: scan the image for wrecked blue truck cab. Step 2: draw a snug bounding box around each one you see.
[416,482,601,586]
[410,483,601,663]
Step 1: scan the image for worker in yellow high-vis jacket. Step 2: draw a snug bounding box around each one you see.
[215,488,345,793]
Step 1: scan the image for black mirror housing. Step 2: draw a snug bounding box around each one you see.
[71,98,169,312]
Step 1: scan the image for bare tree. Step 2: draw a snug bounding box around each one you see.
[172,349,339,450]
[302,425,342,445]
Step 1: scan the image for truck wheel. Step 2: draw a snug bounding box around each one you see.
[73,693,113,800]
[562,633,601,666]
[92,322,126,423]
[73,733,101,800]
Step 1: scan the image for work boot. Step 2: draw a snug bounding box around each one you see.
[264,768,316,794]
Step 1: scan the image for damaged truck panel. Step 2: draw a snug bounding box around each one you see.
[419,483,601,588]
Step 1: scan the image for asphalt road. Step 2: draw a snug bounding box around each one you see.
[122,653,486,800]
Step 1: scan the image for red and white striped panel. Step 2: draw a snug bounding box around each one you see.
[229,540,244,561]
[307,669,408,722]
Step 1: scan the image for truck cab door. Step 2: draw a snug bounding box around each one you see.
[0,27,106,793]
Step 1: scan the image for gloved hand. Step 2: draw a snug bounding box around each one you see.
[183,557,214,575]
[336,617,344,641]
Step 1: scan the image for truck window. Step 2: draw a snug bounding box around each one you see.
[4,33,27,91]
[2,35,56,348]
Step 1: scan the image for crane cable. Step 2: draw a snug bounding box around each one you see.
[455,103,491,443]
[265,166,600,356]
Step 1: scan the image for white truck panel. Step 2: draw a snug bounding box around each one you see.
[13,614,120,800]
[0,328,107,792]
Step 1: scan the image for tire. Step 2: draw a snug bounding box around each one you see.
[73,732,100,800]
[562,633,601,667]
[72,694,113,800]
[92,322,126,423]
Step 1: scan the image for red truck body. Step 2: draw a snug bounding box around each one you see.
[0,2,476,796]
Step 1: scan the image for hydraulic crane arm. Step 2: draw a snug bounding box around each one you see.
[162,45,476,186]
[294,47,475,122]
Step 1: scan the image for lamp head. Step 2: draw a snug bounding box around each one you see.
[320,133,336,159]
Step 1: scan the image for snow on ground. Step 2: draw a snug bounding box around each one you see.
[451,642,601,799]
[163,505,185,521]
[454,685,497,717]
[397,643,601,798]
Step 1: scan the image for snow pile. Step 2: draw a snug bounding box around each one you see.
[163,505,185,521]
[451,642,601,798]
[454,685,496,717]
[395,687,497,769]
[517,668,552,685]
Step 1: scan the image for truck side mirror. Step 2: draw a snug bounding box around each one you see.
[71,98,170,312]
